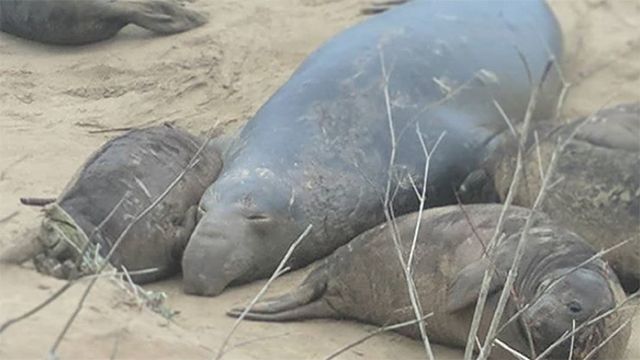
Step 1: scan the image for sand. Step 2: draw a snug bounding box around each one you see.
[0,0,638,359]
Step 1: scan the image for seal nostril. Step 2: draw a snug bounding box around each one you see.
[567,301,582,314]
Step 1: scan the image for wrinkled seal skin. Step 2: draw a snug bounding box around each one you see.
[3,125,222,284]
[183,0,564,296]
[229,204,631,360]
[487,103,640,293]
[0,0,207,45]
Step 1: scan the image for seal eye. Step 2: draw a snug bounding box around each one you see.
[246,213,269,222]
[567,301,583,315]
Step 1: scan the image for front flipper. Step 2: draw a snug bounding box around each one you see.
[457,169,500,204]
[120,0,208,35]
[447,258,505,313]
[226,265,339,322]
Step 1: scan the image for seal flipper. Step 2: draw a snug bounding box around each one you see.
[119,0,208,35]
[226,265,339,321]
[446,258,504,313]
[457,169,500,204]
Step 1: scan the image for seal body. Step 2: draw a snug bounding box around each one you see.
[0,0,207,45]
[489,103,640,293]
[28,125,221,283]
[229,204,631,360]
[183,0,564,296]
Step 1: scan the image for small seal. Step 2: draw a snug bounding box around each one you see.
[0,124,222,284]
[487,103,640,293]
[0,0,207,45]
[229,204,631,360]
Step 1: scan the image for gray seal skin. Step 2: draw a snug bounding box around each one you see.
[486,103,640,293]
[182,0,564,296]
[0,0,207,45]
[229,204,631,360]
[1,124,222,284]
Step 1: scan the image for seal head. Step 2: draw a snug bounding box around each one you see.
[182,170,301,296]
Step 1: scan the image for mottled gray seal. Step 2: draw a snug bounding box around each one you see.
[0,0,207,45]
[486,103,640,293]
[0,124,222,284]
[229,204,631,360]
[182,0,564,296]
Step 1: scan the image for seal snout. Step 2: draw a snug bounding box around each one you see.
[181,215,235,296]
[524,267,619,358]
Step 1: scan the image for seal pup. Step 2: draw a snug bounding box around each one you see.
[182,0,564,296]
[0,0,207,45]
[1,124,222,284]
[485,103,640,293]
[229,204,631,360]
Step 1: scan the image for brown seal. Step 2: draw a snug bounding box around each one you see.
[229,204,631,360]
[487,103,640,293]
[1,124,222,284]
[0,0,207,45]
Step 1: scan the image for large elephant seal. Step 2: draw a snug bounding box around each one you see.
[0,0,207,45]
[229,204,631,360]
[0,124,222,284]
[485,103,640,293]
[182,0,564,296]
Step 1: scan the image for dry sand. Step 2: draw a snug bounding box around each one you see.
[0,0,639,359]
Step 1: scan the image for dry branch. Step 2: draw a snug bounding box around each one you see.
[462,52,548,360]
[20,197,56,207]
[324,313,433,360]
[0,211,18,225]
[378,45,434,360]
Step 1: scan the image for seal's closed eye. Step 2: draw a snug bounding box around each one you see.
[246,213,270,222]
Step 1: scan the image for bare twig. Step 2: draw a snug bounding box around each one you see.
[0,211,18,225]
[223,332,290,354]
[568,320,576,360]
[20,197,56,207]
[110,329,124,360]
[0,267,155,334]
[462,53,546,360]
[494,338,530,360]
[582,319,632,360]
[82,192,130,265]
[477,86,564,360]
[378,45,434,360]
[407,126,445,272]
[324,313,433,360]
[88,127,135,134]
[533,131,545,181]
[0,154,30,181]
[215,224,313,360]
[0,281,74,335]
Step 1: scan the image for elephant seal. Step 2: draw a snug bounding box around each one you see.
[0,124,222,284]
[229,204,631,360]
[485,103,640,293]
[0,0,207,45]
[182,0,563,296]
